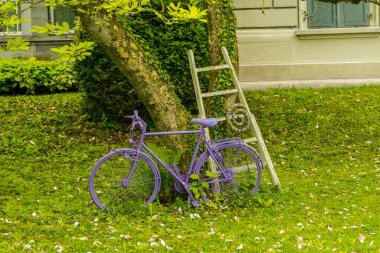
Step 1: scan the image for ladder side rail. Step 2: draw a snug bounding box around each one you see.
[221,47,282,189]
[188,50,216,178]
[188,50,207,119]
[188,50,226,144]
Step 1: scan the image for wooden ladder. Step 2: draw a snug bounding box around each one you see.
[188,46,282,190]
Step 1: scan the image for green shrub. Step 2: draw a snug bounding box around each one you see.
[74,11,211,126]
[0,58,77,95]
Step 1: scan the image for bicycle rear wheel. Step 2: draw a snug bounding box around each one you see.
[194,142,262,203]
[89,148,161,213]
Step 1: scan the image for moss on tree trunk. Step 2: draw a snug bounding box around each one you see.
[78,10,190,149]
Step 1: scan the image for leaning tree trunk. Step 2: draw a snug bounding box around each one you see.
[204,0,239,117]
[77,10,190,146]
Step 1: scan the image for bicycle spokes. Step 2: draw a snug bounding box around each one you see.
[89,149,160,213]
[194,143,262,204]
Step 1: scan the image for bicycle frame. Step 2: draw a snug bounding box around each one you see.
[133,127,230,186]
[123,111,234,206]
[89,110,263,211]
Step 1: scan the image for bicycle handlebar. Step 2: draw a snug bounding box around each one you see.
[126,110,147,133]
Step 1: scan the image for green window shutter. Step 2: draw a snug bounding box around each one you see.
[308,0,337,28]
[53,7,75,28]
[339,2,369,27]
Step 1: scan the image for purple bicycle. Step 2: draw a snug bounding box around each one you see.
[89,110,263,212]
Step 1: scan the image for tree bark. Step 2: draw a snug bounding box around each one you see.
[77,11,190,139]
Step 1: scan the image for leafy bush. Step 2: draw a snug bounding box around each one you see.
[75,10,211,126]
[0,58,77,95]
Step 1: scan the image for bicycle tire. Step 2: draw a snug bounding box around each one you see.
[194,142,262,203]
[89,148,161,213]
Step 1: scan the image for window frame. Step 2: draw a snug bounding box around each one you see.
[0,1,22,35]
[47,6,76,32]
[299,0,379,30]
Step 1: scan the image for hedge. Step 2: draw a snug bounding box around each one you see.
[0,58,77,95]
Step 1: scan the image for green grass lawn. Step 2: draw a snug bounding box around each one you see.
[0,86,379,252]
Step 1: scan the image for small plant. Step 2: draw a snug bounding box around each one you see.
[189,171,218,200]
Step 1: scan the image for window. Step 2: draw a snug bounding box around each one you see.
[48,7,75,28]
[0,2,21,34]
[307,0,369,28]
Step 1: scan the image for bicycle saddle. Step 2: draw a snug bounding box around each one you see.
[191,118,218,128]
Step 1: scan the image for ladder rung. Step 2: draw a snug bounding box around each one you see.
[201,89,238,98]
[244,137,257,143]
[196,64,230,72]
[230,164,258,173]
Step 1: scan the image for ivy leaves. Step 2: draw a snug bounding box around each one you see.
[189,171,218,200]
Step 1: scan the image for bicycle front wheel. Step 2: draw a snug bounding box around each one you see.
[194,142,262,203]
[89,148,161,213]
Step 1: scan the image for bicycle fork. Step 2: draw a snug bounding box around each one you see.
[120,152,139,188]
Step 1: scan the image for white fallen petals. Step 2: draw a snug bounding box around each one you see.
[190,213,201,219]
[297,237,306,249]
[160,239,173,250]
[23,244,32,250]
[93,239,102,246]
[54,245,63,253]
[120,234,131,240]
[208,228,215,235]
[237,244,243,250]
[74,221,79,227]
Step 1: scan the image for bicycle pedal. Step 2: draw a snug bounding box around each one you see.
[192,201,201,207]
